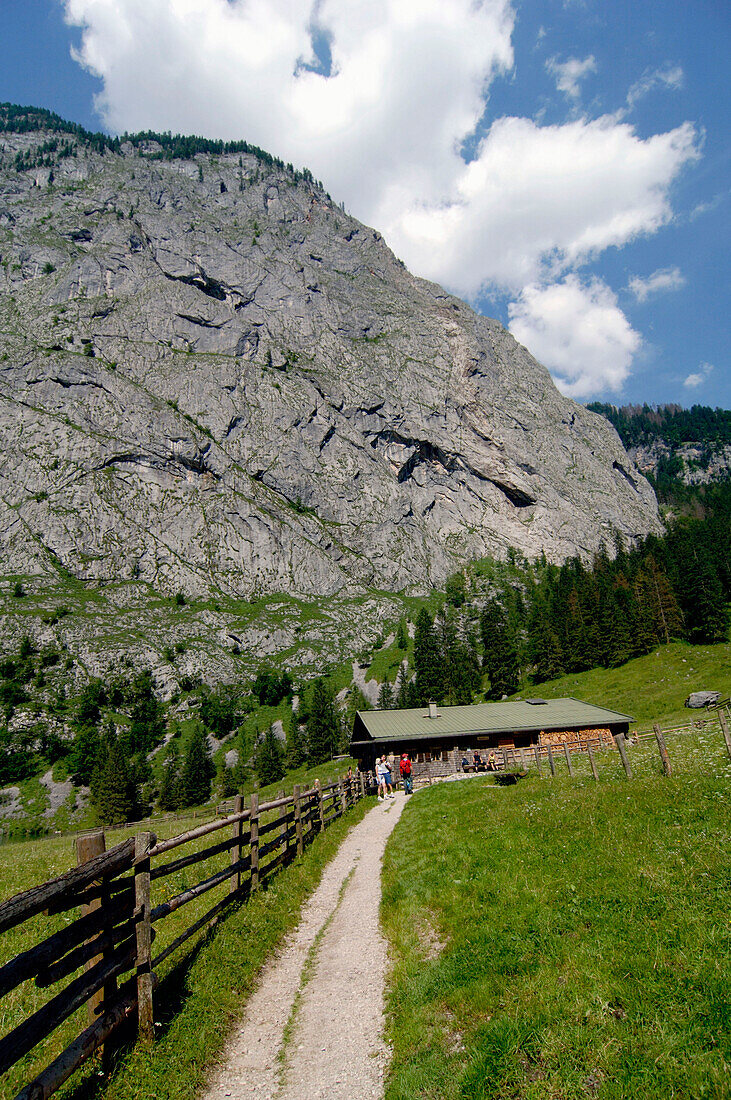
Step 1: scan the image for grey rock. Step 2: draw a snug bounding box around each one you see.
[684,691,721,708]
[0,127,661,611]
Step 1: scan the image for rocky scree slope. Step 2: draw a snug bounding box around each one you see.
[0,116,661,605]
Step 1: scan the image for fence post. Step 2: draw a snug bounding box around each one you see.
[277,789,287,858]
[563,743,574,777]
[315,778,324,832]
[339,779,347,816]
[533,744,542,776]
[613,733,632,778]
[230,794,244,894]
[293,784,304,856]
[359,771,365,800]
[134,832,154,1044]
[652,724,673,776]
[587,742,599,780]
[518,746,526,770]
[719,709,731,762]
[249,793,260,891]
[76,831,111,1039]
[502,747,509,771]
[546,744,556,777]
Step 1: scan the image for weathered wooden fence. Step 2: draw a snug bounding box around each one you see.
[0,774,367,1100]
[489,708,731,781]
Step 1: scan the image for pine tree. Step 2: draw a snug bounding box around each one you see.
[159,740,182,810]
[91,729,137,824]
[395,620,409,650]
[256,725,285,786]
[68,723,102,786]
[413,608,446,704]
[378,677,394,709]
[307,679,339,765]
[481,601,520,700]
[284,709,307,769]
[180,724,214,807]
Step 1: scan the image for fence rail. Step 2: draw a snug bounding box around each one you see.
[0,775,364,1100]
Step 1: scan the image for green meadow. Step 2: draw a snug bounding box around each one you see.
[381,727,731,1099]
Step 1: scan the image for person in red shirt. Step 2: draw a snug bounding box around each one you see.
[399,753,413,794]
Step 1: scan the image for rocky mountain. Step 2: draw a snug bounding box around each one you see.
[0,107,663,678]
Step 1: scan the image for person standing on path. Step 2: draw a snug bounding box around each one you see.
[399,753,413,794]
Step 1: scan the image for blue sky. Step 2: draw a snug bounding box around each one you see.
[1,0,727,408]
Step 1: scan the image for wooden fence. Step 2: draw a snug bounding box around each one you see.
[489,708,731,780]
[0,774,367,1100]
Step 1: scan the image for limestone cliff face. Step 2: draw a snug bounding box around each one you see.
[0,123,661,599]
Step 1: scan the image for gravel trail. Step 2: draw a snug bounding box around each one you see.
[202,792,406,1100]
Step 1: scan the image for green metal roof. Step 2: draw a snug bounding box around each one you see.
[353,697,634,743]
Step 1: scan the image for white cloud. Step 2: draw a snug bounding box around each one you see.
[546,54,596,100]
[628,266,686,302]
[388,116,699,298]
[508,277,641,398]
[62,1,701,397]
[684,362,713,389]
[627,64,684,110]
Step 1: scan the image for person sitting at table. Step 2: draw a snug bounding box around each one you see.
[461,754,470,771]
[486,752,496,771]
[473,750,483,769]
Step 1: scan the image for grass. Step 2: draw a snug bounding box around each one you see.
[381,728,731,1099]
[517,639,731,728]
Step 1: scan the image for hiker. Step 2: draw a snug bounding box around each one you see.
[399,752,413,794]
[487,752,496,771]
[473,750,483,770]
[383,755,395,798]
[461,754,470,771]
[376,756,393,800]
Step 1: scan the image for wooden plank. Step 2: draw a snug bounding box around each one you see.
[563,743,574,777]
[546,744,556,777]
[719,709,731,762]
[614,733,632,778]
[249,793,260,892]
[13,979,145,1100]
[150,810,250,858]
[151,892,238,971]
[0,904,116,1000]
[150,860,245,923]
[230,794,244,895]
[75,833,110,1033]
[587,742,599,780]
[0,941,136,1076]
[653,724,673,776]
[36,919,140,989]
[134,832,154,1044]
[533,745,542,776]
[315,779,324,832]
[151,833,240,881]
[293,785,303,858]
[0,838,136,935]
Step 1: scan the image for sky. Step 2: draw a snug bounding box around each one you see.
[1,0,728,408]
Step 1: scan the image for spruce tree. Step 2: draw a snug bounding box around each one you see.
[159,740,182,810]
[413,608,446,704]
[91,729,137,824]
[284,709,307,769]
[378,677,394,709]
[395,620,409,650]
[307,679,339,765]
[180,724,214,806]
[256,725,285,786]
[481,601,520,700]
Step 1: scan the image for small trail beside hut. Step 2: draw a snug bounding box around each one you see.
[202,792,407,1100]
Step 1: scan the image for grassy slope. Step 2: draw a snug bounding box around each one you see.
[514,640,731,728]
[381,730,731,1099]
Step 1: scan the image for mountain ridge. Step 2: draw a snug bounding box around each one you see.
[0,104,662,611]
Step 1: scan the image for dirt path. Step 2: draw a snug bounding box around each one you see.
[202,792,407,1100]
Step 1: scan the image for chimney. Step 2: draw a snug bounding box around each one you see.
[428,701,438,719]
